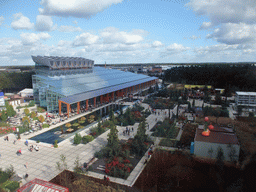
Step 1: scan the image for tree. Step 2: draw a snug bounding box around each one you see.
[0,110,7,122]
[30,111,37,118]
[213,108,221,124]
[24,108,30,116]
[188,101,191,112]
[131,117,148,156]
[237,105,243,117]
[74,133,82,144]
[22,119,30,132]
[227,144,237,162]
[38,115,45,123]
[192,99,195,107]
[22,116,30,123]
[73,156,83,174]
[6,104,16,117]
[107,122,120,157]
[215,92,222,105]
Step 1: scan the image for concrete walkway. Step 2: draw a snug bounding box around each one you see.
[0,99,180,187]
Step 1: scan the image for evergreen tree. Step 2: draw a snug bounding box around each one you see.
[0,110,7,121]
[6,103,16,117]
[131,117,148,156]
[107,122,120,157]
[192,99,195,107]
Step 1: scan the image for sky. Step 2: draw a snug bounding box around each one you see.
[0,0,256,66]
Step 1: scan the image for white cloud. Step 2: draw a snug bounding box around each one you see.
[152,41,163,47]
[73,20,78,25]
[11,13,34,30]
[200,22,213,30]
[186,0,256,25]
[166,43,189,52]
[39,0,123,18]
[100,27,144,44]
[0,16,4,26]
[35,15,55,31]
[207,23,256,45]
[58,25,82,32]
[20,32,51,45]
[72,32,99,46]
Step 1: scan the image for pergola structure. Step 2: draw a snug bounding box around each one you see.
[59,79,157,118]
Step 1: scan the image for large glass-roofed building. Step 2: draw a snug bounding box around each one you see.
[32,56,158,116]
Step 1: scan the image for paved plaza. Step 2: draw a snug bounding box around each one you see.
[0,100,182,186]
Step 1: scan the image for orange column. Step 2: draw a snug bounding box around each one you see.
[86,100,88,110]
[58,100,61,116]
[100,95,103,104]
[112,92,114,100]
[106,94,109,102]
[67,104,70,118]
[94,97,96,107]
[77,102,80,114]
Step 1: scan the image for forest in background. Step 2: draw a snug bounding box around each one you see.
[0,71,35,93]
[164,64,256,92]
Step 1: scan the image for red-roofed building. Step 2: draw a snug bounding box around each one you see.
[194,125,240,161]
[17,178,69,192]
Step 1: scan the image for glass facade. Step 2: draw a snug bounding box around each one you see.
[32,56,157,112]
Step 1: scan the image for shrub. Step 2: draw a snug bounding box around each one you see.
[82,135,94,144]
[24,108,30,116]
[5,165,15,179]
[37,107,46,113]
[30,111,37,118]
[72,123,80,127]
[28,100,35,107]
[0,172,8,184]
[65,123,72,128]
[74,133,82,144]
[33,117,39,121]
[22,116,30,123]
[94,151,104,159]
[42,123,49,128]
[54,140,58,148]
[80,117,86,121]
[38,115,45,123]
[37,140,40,143]
[4,181,20,191]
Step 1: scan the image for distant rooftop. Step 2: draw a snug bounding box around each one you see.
[195,128,239,144]
[32,55,94,70]
[236,91,256,96]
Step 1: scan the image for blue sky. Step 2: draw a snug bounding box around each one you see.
[0,0,256,65]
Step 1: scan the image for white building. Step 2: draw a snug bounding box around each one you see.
[18,88,33,98]
[0,92,5,106]
[194,125,240,162]
[235,91,256,111]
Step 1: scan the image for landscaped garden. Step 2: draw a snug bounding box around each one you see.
[143,97,175,109]
[0,165,19,192]
[115,103,150,126]
[92,116,153,179]
[150,118,179,138]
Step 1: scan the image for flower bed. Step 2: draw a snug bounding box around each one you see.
[105,157,133,179]
[0,127,16,135]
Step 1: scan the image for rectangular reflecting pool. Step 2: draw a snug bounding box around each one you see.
[29,104,128,144]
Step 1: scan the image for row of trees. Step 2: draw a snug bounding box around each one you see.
[164,64,256,92]
[0,71,34,92]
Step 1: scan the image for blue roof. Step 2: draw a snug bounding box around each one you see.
[43,67,158,104]
[0,92,4,97]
